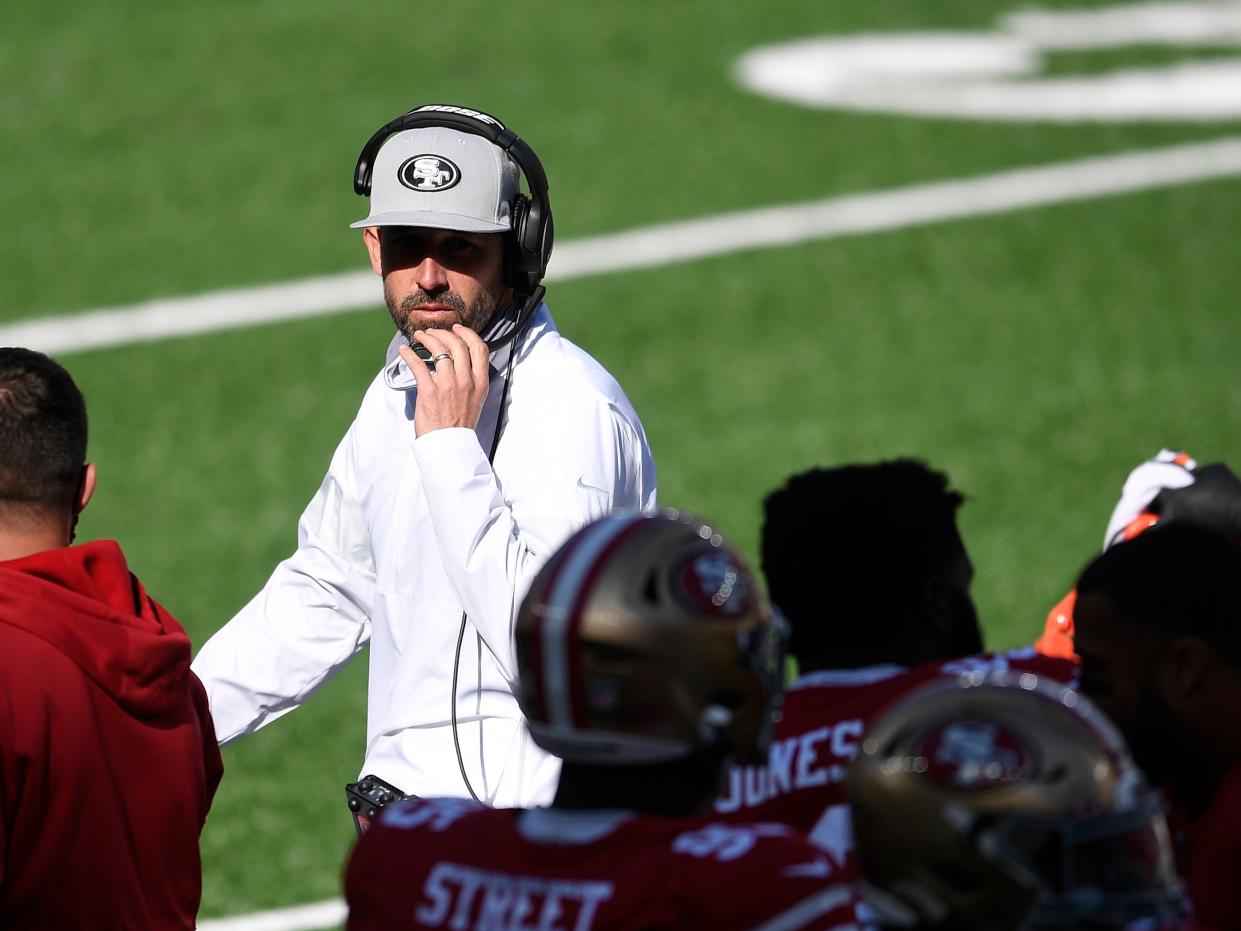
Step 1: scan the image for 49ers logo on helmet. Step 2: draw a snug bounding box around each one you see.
[911,720,1032,790]
[676,550,754,616]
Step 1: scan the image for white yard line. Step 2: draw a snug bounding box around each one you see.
[197,898,346,931]
[4,134,1241,357]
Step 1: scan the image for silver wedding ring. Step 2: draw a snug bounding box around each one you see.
[431,353,453,363]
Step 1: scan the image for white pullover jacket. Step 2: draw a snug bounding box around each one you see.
[192,305,657,805]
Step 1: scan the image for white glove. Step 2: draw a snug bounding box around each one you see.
[1102,449,1196,550]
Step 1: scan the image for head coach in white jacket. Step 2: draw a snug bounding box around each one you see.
[192,105,657,808]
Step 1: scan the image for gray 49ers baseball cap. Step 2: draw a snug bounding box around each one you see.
[350,126,520,233]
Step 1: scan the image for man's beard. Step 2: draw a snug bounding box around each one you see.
[386,284,500,344]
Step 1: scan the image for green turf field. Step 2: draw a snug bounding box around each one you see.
[4,0,1240,919]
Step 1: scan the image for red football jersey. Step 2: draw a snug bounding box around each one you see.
[345,797,858,930]
[714,648,1078,871]
[1169,763,1241,931]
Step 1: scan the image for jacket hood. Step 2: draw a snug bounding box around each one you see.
[0,539,192,717]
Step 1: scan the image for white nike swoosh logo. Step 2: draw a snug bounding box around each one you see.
[575,477,611,496]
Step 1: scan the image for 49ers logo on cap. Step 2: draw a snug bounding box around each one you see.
[398,155,461,192]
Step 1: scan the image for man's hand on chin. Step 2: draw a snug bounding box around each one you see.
[400,324,491,436]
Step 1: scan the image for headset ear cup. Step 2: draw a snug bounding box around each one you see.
[518,198,550,294]
[536,209,553,286]
[507,194,531,291]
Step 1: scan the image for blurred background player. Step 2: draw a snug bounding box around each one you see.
[345,511,856,930]
[715,459,1073,870]
[0,347,222,929]
[1038,449,1241,659]
[1073,521,1241,931]
[846,672,1185,930]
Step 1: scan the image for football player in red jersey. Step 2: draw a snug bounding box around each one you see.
[714,460,1074,873]
[847,672,1186,930]
[1074,521,1241,931]
[345,511,859,931]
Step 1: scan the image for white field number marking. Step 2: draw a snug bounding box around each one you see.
[734,1,1241,121]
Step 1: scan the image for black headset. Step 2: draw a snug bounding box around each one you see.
[353,104,553,296]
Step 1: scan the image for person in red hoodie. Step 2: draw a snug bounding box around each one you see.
[0,347,223,929]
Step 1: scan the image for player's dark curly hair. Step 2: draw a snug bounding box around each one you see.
[1077,520,1241,663]
[761,459,981,670]
[0,347,88,519]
